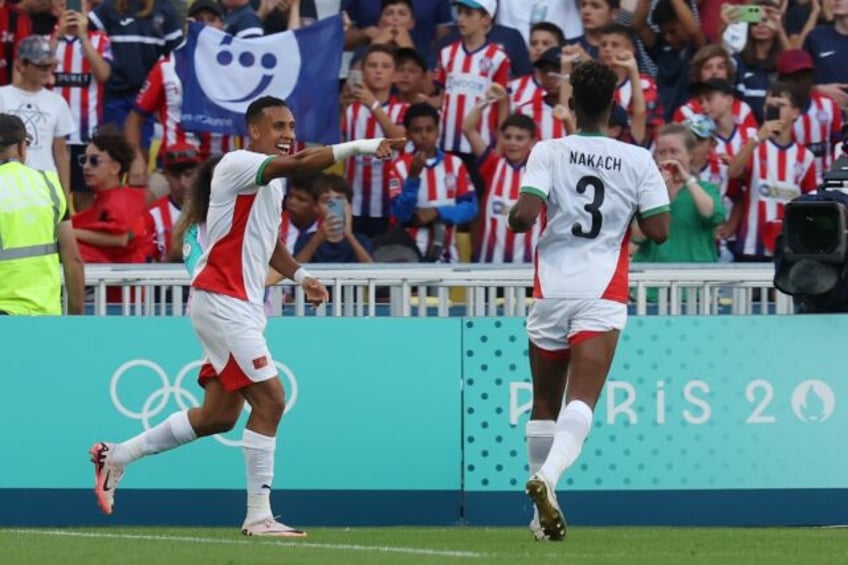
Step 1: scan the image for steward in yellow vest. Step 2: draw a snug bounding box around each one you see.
[0,114,84,315]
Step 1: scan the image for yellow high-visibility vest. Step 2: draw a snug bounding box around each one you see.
[0,161,67,315]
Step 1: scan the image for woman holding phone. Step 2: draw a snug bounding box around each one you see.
[631,123,726,263]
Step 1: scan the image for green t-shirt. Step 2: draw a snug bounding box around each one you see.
[634,180,726,264]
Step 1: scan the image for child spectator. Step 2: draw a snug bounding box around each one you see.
[566,0,619,62]
[146,143,201,263]
[632,0,706,122]
[776,48,843,184]
[599,24,662,142]
[389,103,478,263]
[725,83,817,260]
[281,174,320,254]
[294,173,375,263]
[71,128,151,263]
[462,102,540,263]
[254,0,317,34]
[393,47,429,104]
[435,0,510,193]
[673,44,757,130]
[509,22,565,108]
[343,43,408,237]
[52,6,113,213]
[516,47,570,140]
[692,78,758,160]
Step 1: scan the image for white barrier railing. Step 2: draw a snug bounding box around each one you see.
[77,263,794,317]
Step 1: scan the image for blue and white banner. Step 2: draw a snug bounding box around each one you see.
[176,16,343,144]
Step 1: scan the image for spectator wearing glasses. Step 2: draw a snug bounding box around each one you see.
[71,128,152,263]
[0,35,75,207]
[145,143,202,263]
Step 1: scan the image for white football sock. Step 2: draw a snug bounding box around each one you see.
[539,400,593,488]
[111,410,197,467]
[526,419,556,476]
[243,428,276,524]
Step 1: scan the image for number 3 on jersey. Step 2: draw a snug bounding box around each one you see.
[572,175,605,239]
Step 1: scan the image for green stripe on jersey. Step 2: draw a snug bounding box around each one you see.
[255,156,275,186]
[519,186,547,201]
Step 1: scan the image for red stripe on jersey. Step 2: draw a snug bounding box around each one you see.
[192,193,256,301]
[426,163,438,201]
[601,231,631,303]
[532,248,543,298]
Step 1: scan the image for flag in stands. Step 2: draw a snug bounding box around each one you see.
[176,16,343,144]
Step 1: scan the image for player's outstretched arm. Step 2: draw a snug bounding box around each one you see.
[258,138,406,185]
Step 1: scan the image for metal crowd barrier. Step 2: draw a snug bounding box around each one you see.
[74,263,793,317]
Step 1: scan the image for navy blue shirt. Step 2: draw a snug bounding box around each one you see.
[343,0,453,62]
[294,232,375,263]
[88,0,182,95]
[804,25,848,84]
[226,3,264,38]
[734,53,775,124]
[436,24,532,78]
[650,41,694,123]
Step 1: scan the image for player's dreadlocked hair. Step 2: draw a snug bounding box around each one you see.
[570,60,618,120]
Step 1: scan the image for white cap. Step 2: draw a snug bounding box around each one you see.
[453,0,497,18]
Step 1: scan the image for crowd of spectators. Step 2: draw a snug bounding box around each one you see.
[0,0,845,273]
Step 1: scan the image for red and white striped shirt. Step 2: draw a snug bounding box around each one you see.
[436,40,511,154]
[517,97,567,141]
[673,97,757,130]
[476,149,538,263]
[714,125,757,159]
[509,74,542,108]
[146,195,181,262]
[614,74,663,127]
[53,33,112,143]
[135,56,240,161]
[698,153,730,197]
[734,140,817,257]
[792,92,844,185]
[388,152,473,263]
[342,99,408,218]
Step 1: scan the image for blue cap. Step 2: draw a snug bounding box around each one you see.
[16,35,57,65]
[684,114,717,139]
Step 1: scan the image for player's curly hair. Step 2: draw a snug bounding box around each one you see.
[570,60,617,119]
[171,154,223,258]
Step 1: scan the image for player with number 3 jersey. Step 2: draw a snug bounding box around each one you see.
[509,61,670,542]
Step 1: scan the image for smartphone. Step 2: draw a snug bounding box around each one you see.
[347,69,363,88]
[66,0,82,11]
[765,105,780,121]
[737,5,763,23]
[326,196,346,233]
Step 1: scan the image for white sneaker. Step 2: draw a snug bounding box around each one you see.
[525,473,566,541]
[89,442,125,516]
[241,517,307,537]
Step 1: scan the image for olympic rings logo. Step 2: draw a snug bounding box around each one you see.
[110,359,299,448]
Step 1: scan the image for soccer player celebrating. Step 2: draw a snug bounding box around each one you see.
[508,61,671,541]
[89,96,404,536]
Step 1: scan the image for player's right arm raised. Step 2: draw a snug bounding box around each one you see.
[258,138,406,185]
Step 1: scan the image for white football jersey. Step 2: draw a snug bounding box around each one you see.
[192,150,284,305]
[520,133,669,301]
